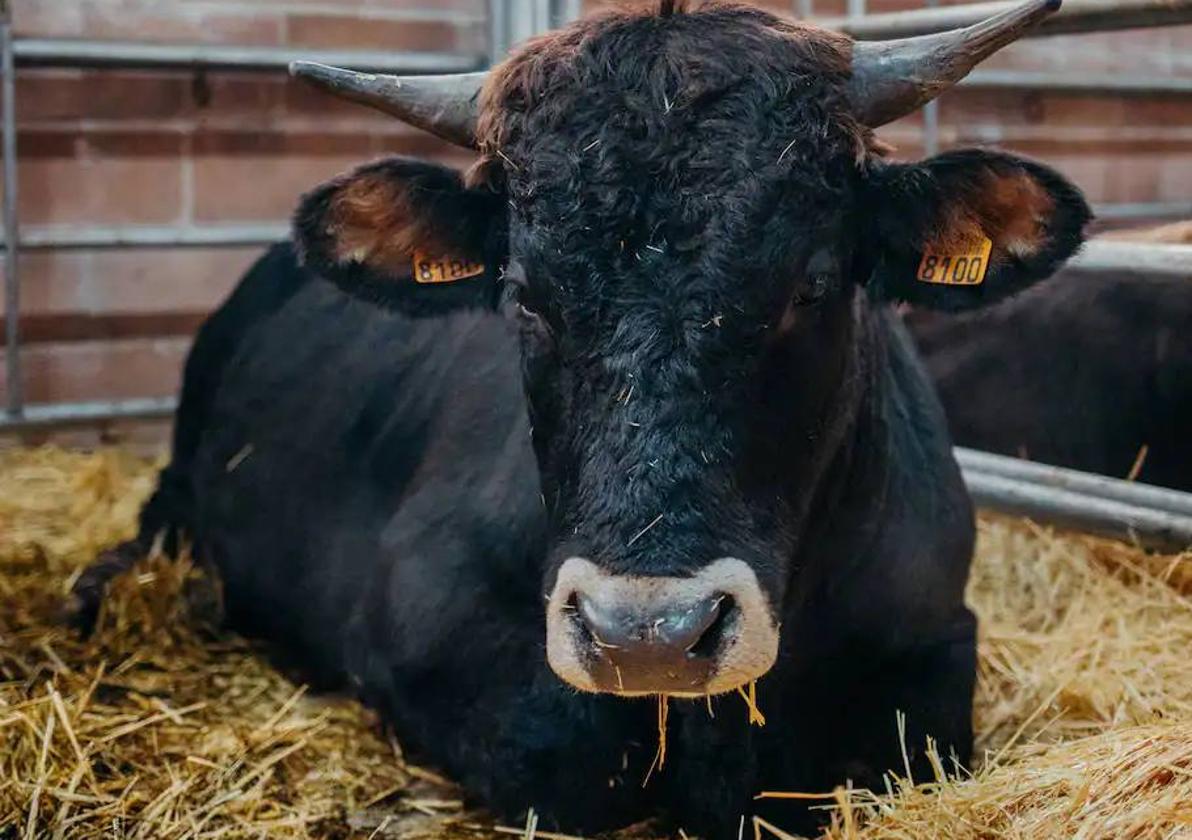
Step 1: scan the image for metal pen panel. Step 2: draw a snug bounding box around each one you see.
[1,2,19,417]
[963,469,1192,552]
[4,223,290,251]
[957,448,1192,520]
[0,397,177,432]
[821,0,1192,39]
[13,39,486,73]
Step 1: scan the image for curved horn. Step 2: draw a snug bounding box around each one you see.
[289,62,487,149]
[848,0,1060,127]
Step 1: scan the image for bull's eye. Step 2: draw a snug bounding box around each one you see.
[514,289,549,325]
[791,272,831,306]
[505,284,554,347]
[499,273,542,320]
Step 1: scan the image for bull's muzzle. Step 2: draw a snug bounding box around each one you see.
[546,557,779,696]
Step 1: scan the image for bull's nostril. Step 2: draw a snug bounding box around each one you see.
[687,595,735,659]
[573,590,735,657]
[575,592,628,650]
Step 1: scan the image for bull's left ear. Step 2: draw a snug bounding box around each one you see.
[293,156,506,313]
[863,149,1091,311]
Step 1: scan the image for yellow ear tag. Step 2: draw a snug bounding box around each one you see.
[412,250,485,284]
[916,236,993,286]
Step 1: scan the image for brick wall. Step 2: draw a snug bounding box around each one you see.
[1,0,1189,444]
[1,0,485,438]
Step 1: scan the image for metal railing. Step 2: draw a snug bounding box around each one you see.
[0,2,562,430]
[12,39,485,73]
[2,3,19,417]
[819,0,1192,38]
[961,449,1192,551]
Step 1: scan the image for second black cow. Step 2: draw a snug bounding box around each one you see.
[75,1,1090,835]
[909,241,1192,492]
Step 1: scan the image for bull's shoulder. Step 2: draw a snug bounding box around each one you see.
[805,308,975,646]
[195,288,528,498]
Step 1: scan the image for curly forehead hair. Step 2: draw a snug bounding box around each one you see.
[474,2,867,166]
[468,2,873,203]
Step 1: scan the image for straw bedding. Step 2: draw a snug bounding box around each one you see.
[2,445,1190,839]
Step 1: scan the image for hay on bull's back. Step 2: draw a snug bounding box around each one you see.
[2,445,1191,838]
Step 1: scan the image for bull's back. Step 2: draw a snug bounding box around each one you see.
[186,267,543,687]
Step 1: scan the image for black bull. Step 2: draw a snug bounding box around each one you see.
[908,265,1192,493]
[71,2,1093,835]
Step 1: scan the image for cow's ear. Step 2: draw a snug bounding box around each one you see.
[293,156,506,313]
[864,150,1091,311]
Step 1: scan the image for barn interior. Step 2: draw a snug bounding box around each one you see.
[2,0,1191,838]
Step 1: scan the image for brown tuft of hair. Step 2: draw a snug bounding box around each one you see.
[328,174,450,275]
[925,168,1055,260]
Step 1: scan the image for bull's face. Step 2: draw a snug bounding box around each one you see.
[292,0,1088,696]
[495,27,863,693]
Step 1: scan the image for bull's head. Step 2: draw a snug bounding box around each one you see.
[291,0,1088,697]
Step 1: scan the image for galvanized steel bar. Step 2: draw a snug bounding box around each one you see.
[1095,201,1192,221]
[961,69,1192,96]
[963,469,1192,551]
[488,0,511,61]
[956,447,1192,519]
[1,5,20,417]
[13,39,485,73]
[921,0,941,156]
[553,0,584,27]
[1065,240,1192,281]
[821,0,1192,40]
[0,397,177,432]
[533,0,554,35]
[5,223,288,251]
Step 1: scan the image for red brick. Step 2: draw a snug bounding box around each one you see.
[191,150,370,222]
[17,71,201,124]
[0,247,256,318]
[2,313,208,344]
[197,75,288,122]
[218,0,483,8]
[15,0,284,43]
[1155,154,1192,201]
[11,130,185,226]
[80,2,284,45]
[0,337,190,405]
[12,0,85,37]
[15,159,184,227]
[0,252,93,327]
[189,128,464,221]
[84,247,255,314]
[19,129,186,160]
[286,13,479,52]
[365,0,486,9]
[191,129,372,157]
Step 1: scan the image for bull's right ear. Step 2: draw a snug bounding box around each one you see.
[293,156,506,313]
